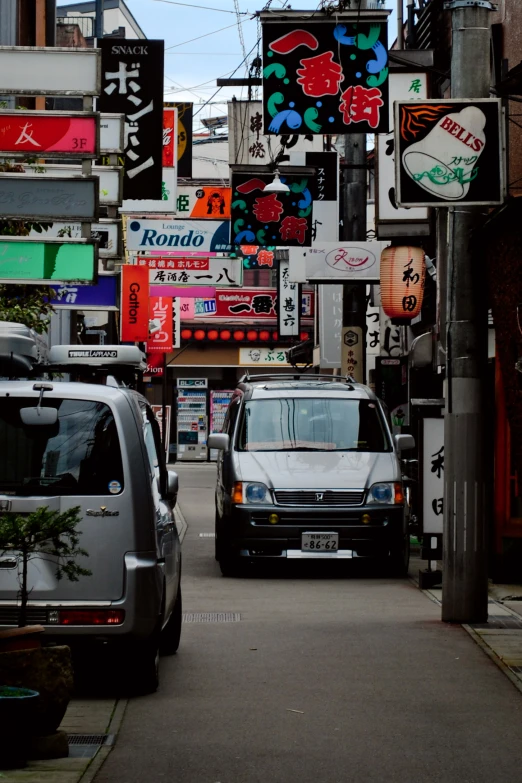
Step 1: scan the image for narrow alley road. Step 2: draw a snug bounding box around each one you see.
[95,464,522,783]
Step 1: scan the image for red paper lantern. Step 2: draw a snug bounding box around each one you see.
[272,331,278,340]
[259,330,270,341]
[233,330,245,341]
[181,329,192,340]
[247,330,258,341]
[380,246,426,321]
[194,329,206,340]
[207,330,219,341]
[300,332,309,341]
[220,330,231,341]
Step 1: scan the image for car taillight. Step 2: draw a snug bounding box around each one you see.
[54,609,125,625]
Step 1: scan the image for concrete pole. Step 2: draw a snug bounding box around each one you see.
[442,2,492,623]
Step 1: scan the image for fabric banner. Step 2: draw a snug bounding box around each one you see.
[148,296,173,352]
[121,265,149,341]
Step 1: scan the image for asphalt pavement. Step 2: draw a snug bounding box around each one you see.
[94,463,522,783]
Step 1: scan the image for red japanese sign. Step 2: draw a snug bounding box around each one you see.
[162,109,176,168]
[209,289,314,320]
[146,353,164,376]
[0,112,98,157]
[137,256,210,271]
[120,265,149,342]
[148,296,173,353]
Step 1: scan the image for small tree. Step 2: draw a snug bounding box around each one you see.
[0,506,92,627]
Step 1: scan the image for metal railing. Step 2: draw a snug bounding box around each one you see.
[57,15,95,38]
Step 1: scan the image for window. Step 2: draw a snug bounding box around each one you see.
[237,398,391,453]
[0,398,124,496]
[140,403,167,496]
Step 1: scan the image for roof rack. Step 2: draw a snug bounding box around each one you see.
[238,373,357,384]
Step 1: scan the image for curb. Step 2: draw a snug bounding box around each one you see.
[461,624,522,697]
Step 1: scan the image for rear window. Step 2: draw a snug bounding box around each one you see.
[0,398,124,496]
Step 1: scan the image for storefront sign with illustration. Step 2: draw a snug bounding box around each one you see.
[0,111,99,158]
[230,169,313,247]
[261,11,389,135]
[176,186,231,219]
[290,241,384,283]
[126,218,232,254]
[121,264,149,342]
[395,99,505,207]
[212,288,313,320]
[30,219,122,260]
[50,276,117,310]
[99,39,164,200]
[165,102,193,177]
[239,347,290,366]
[0,175,98,221]
[278,258,300,336]
[148,296,173,352]
[0,238,97,284]
[422,417,444,535]
[121,167,176,212]
[162,108,177,167]
[133,256,240,287]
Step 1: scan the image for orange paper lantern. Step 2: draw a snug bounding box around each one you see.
[207,330,219,340]
[220,330,231,341]
[181,329,192,340]
[380,246,426,322]
[194,329,206,340]
[247,330,258,341]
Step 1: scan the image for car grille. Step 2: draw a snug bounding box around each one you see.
[251,513,367,527]
[0,607,49,625]
[274,490,365,506]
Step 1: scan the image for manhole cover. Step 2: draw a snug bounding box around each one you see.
[199,532,216,538]
[183,612,241,623]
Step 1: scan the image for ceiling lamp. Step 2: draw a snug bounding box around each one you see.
[263,169,290,194]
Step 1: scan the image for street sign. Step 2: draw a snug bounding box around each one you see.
[125,218,232,254]
[100,114,125,154]
[0,175,99,221]
[395,98,505,207]
[0,46,101,95]
[33,164,122,206]
[50,276,118,310]
[289,242,385,283]
[29,219,122,259]
[0,111,100,158]
[0,238,97,283]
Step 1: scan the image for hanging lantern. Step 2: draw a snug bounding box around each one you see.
[259,330,270,341]
[380,246,426,323]
[194,329,206,341]
[220,330,231,341]
[181,329,192,340]
[247,330,258,342]
[233,330,245,341]
[207,330,219,341]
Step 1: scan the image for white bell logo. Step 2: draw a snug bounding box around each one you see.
[402,106,486,200]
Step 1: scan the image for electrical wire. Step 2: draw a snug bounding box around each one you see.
[152,0,250,13]
[193,37,260,118]
[165,19,251,51]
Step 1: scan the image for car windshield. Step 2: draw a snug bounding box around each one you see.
[0,398,124,496]
[237,398,391,452]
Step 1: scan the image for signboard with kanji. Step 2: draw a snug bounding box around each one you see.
[133,256,241,288]
[278,258,300,337]
[289,242,385,283]
[99,39,164,200]
[422,417,444,535]
[230,168,314,247]
[0,111,99,158]
[239,347,290,366]
[261,10,389,136]
[395,99,505,207]
[211,288,313,320]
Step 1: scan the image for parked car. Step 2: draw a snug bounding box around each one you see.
[208,374,415,577]
[0,330,181,694]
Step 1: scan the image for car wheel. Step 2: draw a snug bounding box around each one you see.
[387,535,411,578]
[126,635,160,695]
[219,553,242,577]
[161,583,182,655]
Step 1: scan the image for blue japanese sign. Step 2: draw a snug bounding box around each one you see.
[50,276,117,310]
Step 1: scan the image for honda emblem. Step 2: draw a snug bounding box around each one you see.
[315,493,324,502]
[0,499,12,512]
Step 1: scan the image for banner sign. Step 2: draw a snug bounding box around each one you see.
[100,113,125,154]
[395,99,505,207]
[50,276,117,310]
[0,238,96,283]
[228,99,322,165]
[278,258,300,336]
[139,257,240,287]
[210,288,313,320]
[163,109,177,167]
[121,265,149,342]
[121,167,176,213]
[34,164,122,206]
[0,175,98,221]
[230,169,314,247]
[30,220,121,259]
[176,186,231,219]
[289,242,385,283]
[0,46,101,95]
[0,111,99,158]
[99,39,164,200]
[172,296,180,349]
[165,102,193,178]
[261,11,389,135]
[148,296,173,353]
[422,417,444,535]
[126,218,232,254]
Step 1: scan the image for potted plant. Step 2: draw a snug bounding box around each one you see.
[0,506,91,748]
[0,685,39,769]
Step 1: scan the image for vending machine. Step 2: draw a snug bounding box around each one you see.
[176,378,208,461]
[209,390,234,461]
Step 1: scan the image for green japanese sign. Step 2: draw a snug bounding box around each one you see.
[0,239,97,283]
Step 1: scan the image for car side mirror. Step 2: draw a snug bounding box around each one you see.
[394,434,415,453]
[208,433,230,451]
[166,470,179,502]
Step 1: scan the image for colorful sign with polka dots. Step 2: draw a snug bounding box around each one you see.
[261,12,389,136]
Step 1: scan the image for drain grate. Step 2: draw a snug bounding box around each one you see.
[199,532,216,538]
[68,734,114,746]
[183,612,241,623]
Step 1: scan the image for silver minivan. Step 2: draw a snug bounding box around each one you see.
[208,374,415,577]
[0,336,181,693]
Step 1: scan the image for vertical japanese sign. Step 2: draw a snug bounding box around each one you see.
[230,169,313,247]
[99,40,164,200]
[148,296,173,353]
[278,258,300,336]
[163,108,177,167]
[172,296,181,349]
[422,417,444,534]
[165,102,193,177]
[261,12,389,135]
[341,327,364,383]
[303,151,338,242]
[319,285,342,368]
[120,265,149,342]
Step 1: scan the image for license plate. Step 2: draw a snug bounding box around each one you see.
[301,532,339,552]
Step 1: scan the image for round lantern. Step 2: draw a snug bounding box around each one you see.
[194,329,206,341]
[233,330,245,341]
[207,330,219,341]
[247,330,258,342]
[181,329,192,340]
[272,331,279,341]
[220,330,231,341]
[259,330,270,342]
[380,246,426,322]
[300,332,309,341]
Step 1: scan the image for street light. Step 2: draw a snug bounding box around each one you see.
[263,170,290,194]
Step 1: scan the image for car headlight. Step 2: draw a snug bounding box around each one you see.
[232,482,272,504]
[368,482,404,505]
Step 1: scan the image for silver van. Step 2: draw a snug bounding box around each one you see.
[0,335,181,693]
[208,374,415,577]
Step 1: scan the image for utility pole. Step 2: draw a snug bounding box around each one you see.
[95,0,104,40]
[341,0,367,384]
[442,0,493,623]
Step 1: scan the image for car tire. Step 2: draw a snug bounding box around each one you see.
[161,583,182,655]
[387,535,411,578]
[219,553,242,577]
[125,634,160,695]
